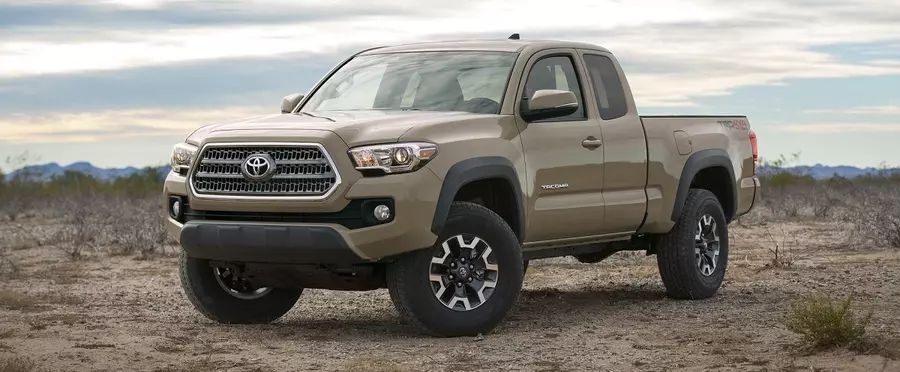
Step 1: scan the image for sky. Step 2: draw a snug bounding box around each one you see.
[1,0,899,171]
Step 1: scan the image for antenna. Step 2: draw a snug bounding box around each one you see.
[508,33,520,40]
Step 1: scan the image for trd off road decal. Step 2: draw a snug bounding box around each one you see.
[717,119,750,131]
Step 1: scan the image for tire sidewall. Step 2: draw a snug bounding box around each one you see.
[400,203,523,335]
[686,193,729,290]
[179,250,302,323]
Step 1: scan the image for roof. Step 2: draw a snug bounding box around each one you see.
[358,39,611,55]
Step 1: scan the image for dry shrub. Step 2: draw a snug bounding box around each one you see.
[786,293,873,350]
[42,195,171,260]
[849,185,900,248]
[763,227,797,269]
[49,197,105,260]
[105,196,170,259]
[0,254,19,280]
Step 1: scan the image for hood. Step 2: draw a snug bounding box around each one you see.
[186,110,496,147]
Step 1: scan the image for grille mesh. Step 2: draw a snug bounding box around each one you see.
[191,145,338,197]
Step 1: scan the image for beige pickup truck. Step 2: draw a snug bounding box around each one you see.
[163,36,761,337]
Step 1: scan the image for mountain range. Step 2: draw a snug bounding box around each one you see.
[3,162,172,182]
[4,161,899,182]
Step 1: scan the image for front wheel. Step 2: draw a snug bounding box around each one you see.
[386,201,524,337]
[656,188,729,300]
[179,250,303,324]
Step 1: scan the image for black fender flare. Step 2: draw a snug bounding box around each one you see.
[670,149,738,222]
[430,156,525,243]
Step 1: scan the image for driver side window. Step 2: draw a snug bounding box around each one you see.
[522,55,586,121]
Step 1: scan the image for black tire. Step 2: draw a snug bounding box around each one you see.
[179,249,303,324]
[386,201,524,337]
[656,188,729,300]
[523,260,529,276]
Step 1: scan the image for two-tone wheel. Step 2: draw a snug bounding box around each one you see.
[386,201,524,337]
[657,188,729,300]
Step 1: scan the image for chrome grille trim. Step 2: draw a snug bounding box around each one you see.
[188,142,342,200]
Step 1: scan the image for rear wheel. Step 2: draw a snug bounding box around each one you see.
[179,250,303,324]
[656,188,729,299]
[386,201,524,337]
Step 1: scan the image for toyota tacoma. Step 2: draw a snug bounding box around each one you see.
[163,36,761,337]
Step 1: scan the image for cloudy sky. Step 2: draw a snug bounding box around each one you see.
[1,0,899,170]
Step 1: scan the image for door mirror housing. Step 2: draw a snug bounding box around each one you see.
[522,89,578,122]
[281,93,305,114]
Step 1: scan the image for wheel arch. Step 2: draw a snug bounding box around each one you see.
[670,149,738,223]
[430,157,525,243]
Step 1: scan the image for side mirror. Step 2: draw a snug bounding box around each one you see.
[522,89,578,122]
[281,93,305,114]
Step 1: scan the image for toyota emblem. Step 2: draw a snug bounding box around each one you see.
[241,153,276,181]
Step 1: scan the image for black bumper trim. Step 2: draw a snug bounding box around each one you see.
[179,221,363,264]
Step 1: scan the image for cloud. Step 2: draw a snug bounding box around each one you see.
[0,53,336,114]
[1,0,898,109]
[0,106,269,143]
[779,123,900,133]
[803,106,900,115]
[0,1,403,30]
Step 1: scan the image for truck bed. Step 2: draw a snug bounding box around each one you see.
[636,115,756,233]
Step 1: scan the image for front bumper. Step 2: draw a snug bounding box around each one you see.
[164,163,443,263]
[179,221,359,264]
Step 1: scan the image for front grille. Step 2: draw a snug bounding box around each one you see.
[191,144,338,197]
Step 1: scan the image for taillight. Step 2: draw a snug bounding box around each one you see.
[749,129,758,174]
[749,130,758,161]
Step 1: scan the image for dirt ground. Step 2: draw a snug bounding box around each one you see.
[1,219,899,372]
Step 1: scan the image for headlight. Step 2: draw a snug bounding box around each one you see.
[348,142,438,175]
[170,143,198,173]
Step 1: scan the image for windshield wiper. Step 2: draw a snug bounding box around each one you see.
[296,111,335,122]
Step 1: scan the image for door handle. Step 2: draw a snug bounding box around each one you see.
[582,137,602,149]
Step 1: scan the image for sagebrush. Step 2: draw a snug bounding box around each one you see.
[786,293,873,349]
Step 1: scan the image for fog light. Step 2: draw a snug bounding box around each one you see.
[171,198,181,218]
[373,204,391,221]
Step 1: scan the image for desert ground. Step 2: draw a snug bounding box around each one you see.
[2,202,899,372]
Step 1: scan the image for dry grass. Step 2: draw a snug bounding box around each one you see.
[0,292,38,311]
[0,357,50,372]
[30,263,87,285]
[0,255,20,280]
[0,291,83,312]
[786,293,874,350]
[2,157,900,371]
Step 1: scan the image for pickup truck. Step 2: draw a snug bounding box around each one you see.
[163,36,761,337]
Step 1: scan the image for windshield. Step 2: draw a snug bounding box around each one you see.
[301,51,517,115]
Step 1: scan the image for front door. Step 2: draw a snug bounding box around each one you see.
[515,49,606,243]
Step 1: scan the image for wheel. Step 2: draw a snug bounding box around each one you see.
[179,250,303,324]
[386,201,524,337]
[656,188,729,300]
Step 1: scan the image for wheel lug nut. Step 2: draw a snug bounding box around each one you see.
[468,277,473,282]
[456,282,463,287]
[461,258,466,263]
[469,265,474,269]
[449,275,454,280]
[450,262,456,268]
